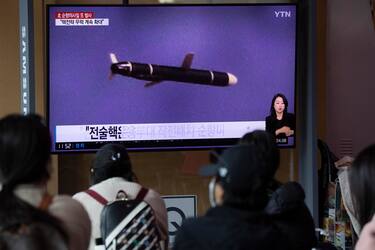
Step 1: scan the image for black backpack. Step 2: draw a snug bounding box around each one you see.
[85,188,163,250]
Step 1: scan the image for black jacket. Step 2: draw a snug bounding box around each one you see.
[173,205,291,250]
[264,181,317,250]
[265,113,295,138]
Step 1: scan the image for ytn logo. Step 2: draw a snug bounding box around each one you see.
[275,11,291,18]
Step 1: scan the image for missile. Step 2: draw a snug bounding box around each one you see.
[109,53,237,87]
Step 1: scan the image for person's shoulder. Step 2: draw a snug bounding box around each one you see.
[50,195,91,250]
[49,195,91,232]
[174,217,206,250]
[72,183,107,203]
[91,177,142,195]
[180,213,223,231]
[145,187,162,199]
[285,113,295,126]
[51,194,89,216]
[266,115,275,125]
[177,217,206,234]
[285,112,295,119]
[53,194,79,204]
[143,187,166,208]
[72,190,86,201]
[275,181,305,199]
[265,181,305,215]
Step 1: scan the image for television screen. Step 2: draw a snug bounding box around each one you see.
[47,4,297,152]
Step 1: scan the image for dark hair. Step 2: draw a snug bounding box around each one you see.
[0,222,68,250]
[221,178,269,211]
[218,136,277,210]
[91,144,134,184]
[0,114,68,246]
[239,130,280,179]
[349,144,375,228]
[269,93,289,117]
[0,114,51,188]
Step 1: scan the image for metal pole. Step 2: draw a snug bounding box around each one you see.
[298,0,319,225]
[19,0,35,115]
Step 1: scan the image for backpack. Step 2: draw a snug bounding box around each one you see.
[85,188,163,250]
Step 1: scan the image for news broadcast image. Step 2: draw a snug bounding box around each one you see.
[48,5,296,152]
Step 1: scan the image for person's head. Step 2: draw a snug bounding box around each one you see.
[0,222,68,250]
[201,144,271,210]
[0,114,68,248]
[0,114,51,190]
[239,130,280,179]
[91,143,135,185]
[270,93,288,117]
[349,144,375,228]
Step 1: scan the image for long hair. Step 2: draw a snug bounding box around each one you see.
[0,114,68,245]
[349,144,375,228]
[269,93,289,117]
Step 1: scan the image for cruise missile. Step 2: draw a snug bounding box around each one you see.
[109,53,237,87]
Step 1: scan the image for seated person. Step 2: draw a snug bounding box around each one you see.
[335,149,375,239]
[266,93,295,140]
[0,114,91,250]
[240,130,317,250]
[239,130,280,183]
[73,143,168,250]
[0,221,68,250]
[173,144,291,250]
[346,144,375,236]
[355,215,375,250]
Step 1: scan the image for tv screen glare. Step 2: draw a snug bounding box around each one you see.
[47,4,297,152]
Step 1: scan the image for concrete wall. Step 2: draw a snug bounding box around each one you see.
[326,0,375,157]
[0,1,20,116]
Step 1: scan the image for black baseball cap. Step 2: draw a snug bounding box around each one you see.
[93,143,132,172]
[200,144,269,194]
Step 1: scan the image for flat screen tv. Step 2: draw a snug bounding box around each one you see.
[47,4,297,153]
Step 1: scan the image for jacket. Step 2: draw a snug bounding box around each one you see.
[264,181,317,250]
[174,205,290,250]
[15,184,91,250]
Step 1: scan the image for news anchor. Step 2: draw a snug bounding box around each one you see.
[265,93,295,140]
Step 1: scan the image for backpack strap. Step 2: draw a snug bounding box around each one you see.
[85,187,147,204]
[135,187,149,201]
[84,189,108,205]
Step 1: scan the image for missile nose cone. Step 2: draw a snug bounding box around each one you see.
[110,53,118,63]
[227,73,238,85]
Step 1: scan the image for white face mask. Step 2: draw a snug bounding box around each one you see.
[208,177,217,207]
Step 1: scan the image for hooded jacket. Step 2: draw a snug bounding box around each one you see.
[264,181,317,250]
[173,205,291,250]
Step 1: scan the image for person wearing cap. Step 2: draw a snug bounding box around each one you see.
[73,143,168,250]
[173,144,291,250]
[240,130,317,250]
